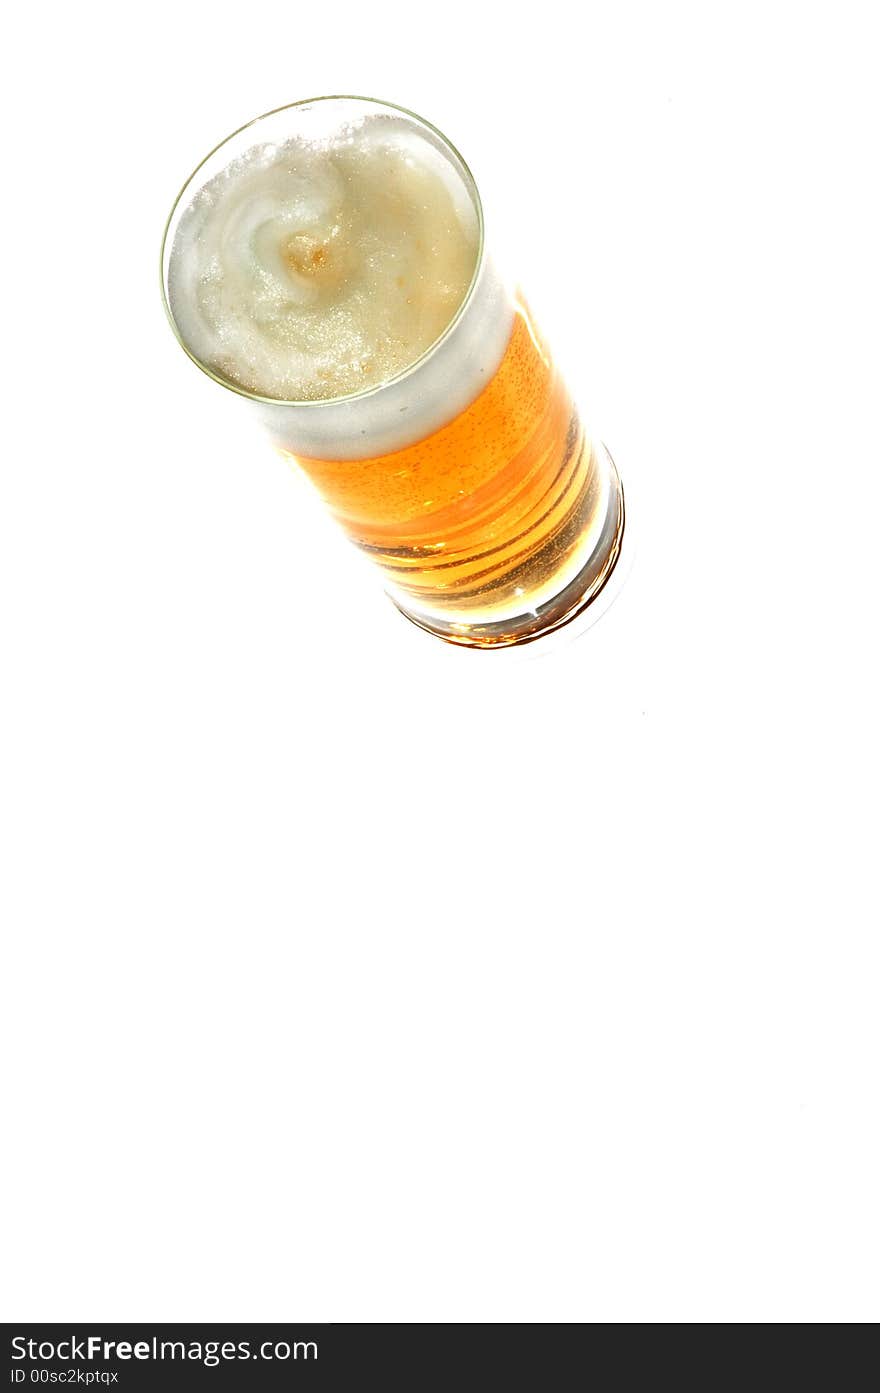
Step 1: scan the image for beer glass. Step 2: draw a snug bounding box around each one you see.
[161,97,625,648]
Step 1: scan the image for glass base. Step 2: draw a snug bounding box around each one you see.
[392,447,626,649]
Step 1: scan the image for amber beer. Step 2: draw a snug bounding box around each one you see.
[292,298,623,645]
[162,97,625,647]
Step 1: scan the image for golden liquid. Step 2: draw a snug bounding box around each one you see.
[290,296,624,646]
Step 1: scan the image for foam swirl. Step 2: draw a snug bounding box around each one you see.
[167,117,480,403]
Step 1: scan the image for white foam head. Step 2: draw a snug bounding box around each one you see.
[162,99,514,459]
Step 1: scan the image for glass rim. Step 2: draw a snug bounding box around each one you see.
[159,94,487,410]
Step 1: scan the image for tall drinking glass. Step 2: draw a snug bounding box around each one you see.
[161,97,625,648]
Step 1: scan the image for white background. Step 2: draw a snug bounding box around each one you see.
[2,1,878,1323]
